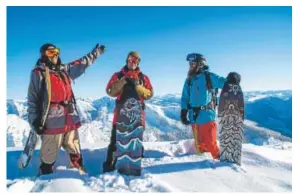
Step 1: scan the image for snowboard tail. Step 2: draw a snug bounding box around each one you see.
[115,96,144,176]
[18,66,51,169]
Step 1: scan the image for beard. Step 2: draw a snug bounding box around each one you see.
[187,66,200,78]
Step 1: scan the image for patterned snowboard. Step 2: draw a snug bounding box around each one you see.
[18,129,39,169]
[218,82,244,165]
[115,85,144,176]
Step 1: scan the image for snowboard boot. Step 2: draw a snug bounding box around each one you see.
[103,143,117,173]
[78,166,87,175]
[69,153,86,174]
[103,155,117,173]
[39,161,54,176]
[118,168,141,176]
[103,161,115,173]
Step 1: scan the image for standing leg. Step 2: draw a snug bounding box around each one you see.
[201,121,220,159]
[103,125,117,173]
[39,134,63,175]
[62,129,85,172]
[191,124,207,154]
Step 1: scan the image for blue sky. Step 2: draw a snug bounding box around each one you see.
[7,6,292,99]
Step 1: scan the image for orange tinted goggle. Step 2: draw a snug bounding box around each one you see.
[128,55,140,63]
[45,48,60,57]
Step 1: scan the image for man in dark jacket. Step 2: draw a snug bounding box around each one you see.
[27,43,105,175]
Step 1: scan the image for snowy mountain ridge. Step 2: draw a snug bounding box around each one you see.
[7,90,292,147]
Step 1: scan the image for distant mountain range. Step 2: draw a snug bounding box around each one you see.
[6,90,292,147]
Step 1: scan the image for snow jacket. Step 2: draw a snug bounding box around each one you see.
[106,65,153,126]
[27,50,101,134]
[181,67,227,124]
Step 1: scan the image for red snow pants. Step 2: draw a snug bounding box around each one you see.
[191,121,220,159]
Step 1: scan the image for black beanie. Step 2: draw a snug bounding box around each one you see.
[40,43,57,55]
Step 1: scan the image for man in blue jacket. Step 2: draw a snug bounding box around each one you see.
[180,53,240,159]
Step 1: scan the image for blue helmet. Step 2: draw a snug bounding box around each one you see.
[186,53,207,67]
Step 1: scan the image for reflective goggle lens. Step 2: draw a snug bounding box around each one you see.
[45,48,60,57]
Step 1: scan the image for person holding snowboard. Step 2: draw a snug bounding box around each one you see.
[27,43,105,175]
[180,53,240,160]
[103,51,153,174]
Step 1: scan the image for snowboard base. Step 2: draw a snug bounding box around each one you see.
[18,130,39,169]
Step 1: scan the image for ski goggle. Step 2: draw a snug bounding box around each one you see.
[128,55,140,64]
[186,53,198,62]
[45,48,60,57]
[186,53,207,66]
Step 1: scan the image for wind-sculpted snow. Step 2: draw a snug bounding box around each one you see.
[7,140,292,192]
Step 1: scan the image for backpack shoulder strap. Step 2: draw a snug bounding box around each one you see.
[138,72,145,85]
[204,71,212,90]
[204,71,219,107]
[186,77,192,109]
[117,71,124,80]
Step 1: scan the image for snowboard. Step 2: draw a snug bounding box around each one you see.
[18,66,51,169]
[18,129,39,169]
[115,83,144,176]
[218,81,244,165]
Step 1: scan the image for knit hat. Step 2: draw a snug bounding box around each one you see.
[40,43,57,55]
[126,51,141,64]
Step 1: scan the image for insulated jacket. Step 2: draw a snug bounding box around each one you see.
[106,65,153,126]
[27,51,100,134]
[181,68,226,124]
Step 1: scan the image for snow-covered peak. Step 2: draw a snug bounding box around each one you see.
[7,99,28,118]
[244,90,292,102]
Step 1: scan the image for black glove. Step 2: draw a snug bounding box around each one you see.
[92,44,106,56]
[180,109,191,125]
[125,77,139,87]
[98,45,106,54]
[33,125,43,135]
[227,72,241,84]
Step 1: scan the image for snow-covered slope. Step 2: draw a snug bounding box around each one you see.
[6,90,292,148]
[7,139,292,192]
[6,90,292,192]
